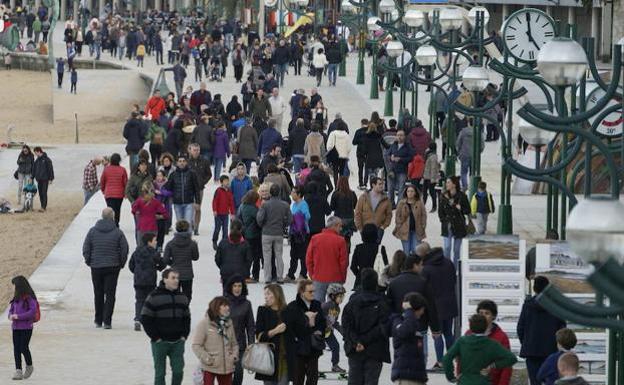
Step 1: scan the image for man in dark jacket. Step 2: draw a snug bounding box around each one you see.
[386,255,441,367]
[325,40,342,87]
[190,81,212,114]
[32,146,54,212]
[123,111,149,171]
[172,61,187,99]
[164,155,202,232]
[284,279,327,385]
[352,119,369,190]
[418,242,458,370]
[288,118,308,172]
[342,268,391,385]
[82,208,129,329]
[187,143,212,235]
[273,39,291,87]
[258,144,281,183]
[387,129,414,208]
[141,269,190,385]
[518,276,567,385]
[257,118,283,157]
[305,156,333,199]
[390,292,428,384]
[162,220,199,301]
[250,89,272,121]
[191,115,215,161]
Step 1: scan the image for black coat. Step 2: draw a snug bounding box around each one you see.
[273,45,291,65]
[330,191,357,220]
[123,118,148,153]
[191,123,215,153]
[350,242,380,290]
[342,290,391,363]
[438,190,470,238]
[164,127,183,157]
[390,310,427,383]
[141,282,191,341]
[187,156,212,189]
[215,238,252,283]
[288,125,307,156]
[284,296,327,358]
[304,193,331,234]
[129,245,165,287]
[517,296,566,358]
[362,131,388,169]
[162,232,199,280]
[32,152,54,181]
[17,152,34,175]
[305,168,333,198]
[386,272,440,333]
[421,248,458,320]
[164,167,201,204]
[255,306,293,382]
[224,292,255,351]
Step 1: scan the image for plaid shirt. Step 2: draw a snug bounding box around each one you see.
[83,161,98,192]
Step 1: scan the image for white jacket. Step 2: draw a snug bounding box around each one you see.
[312,53,328,69]
[327,130,352,159]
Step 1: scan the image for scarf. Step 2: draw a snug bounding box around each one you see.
[216,316,230,343]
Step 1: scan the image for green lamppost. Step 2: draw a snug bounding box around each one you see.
[367,16,384,100]
[339,0,364,82]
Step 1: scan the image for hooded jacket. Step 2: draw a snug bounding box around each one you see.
[231,175,253,208]
[129,244,165,287]
[215,236,252,282]
[141,282,191,341]
[517,296,566,358]
[82,218,129,269]
[213,129,231,159]
[32,152,54,181]
[224,277,255,351]
[257,126,282,157]
[390,310,428,383]
[421,248,458,320]
[443,334,517,385]
[342,290,391,363]
[123,118,148,153]
[466,323,513,385]
[408,126,432,157]
[163,232,199,280]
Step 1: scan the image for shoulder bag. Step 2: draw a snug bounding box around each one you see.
[242,342,275,375]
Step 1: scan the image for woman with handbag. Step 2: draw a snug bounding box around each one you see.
[438,176,471,267]
[255,284,290,385]
[192,296,239,385]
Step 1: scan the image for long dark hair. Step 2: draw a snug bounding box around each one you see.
[11,276,36,302]
[335,176,354,197]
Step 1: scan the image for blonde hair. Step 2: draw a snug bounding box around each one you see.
[367,122,378,134]
[258,182,273,195]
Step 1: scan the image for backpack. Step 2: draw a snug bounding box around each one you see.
[408,154,425,180]
[33,299,41,323]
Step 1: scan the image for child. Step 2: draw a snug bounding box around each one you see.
[537,328,578,385]
[131,189,169,247]
[70,67,77,94]
[212,175,235,250]
[350,223,382,291]
[443,314,517,385]
[322,283,346,373]
[423,142,440,212]
[128,233,165,331]
[391,293,428,385]
[4,53,12,70]
[213,122,231,181]
[162,220,200,301]
[153,171,173,249]
[9,276,38,380]
[555,353,589,385]
[136,42,145,67]
[470,181,495,235]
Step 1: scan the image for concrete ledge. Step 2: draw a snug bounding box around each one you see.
[0,52,134,72]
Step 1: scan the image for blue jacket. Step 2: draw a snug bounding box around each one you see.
[390,310,427,383]
[257,127,283,156]
[231,175,253,208]
[537,351,564,385]
[290,200,311,233]
[388,142,414,175]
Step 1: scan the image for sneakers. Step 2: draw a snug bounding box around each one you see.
[23,366,33,379]
[103,324,112,330]
[94,322,102,328]
[331,364,346,373]
[12,369,23,380]
[134,321,142,332]
[429,362,443,372]
[283,276,296,283]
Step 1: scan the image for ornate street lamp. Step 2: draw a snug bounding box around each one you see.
[462,65,489,197]
[438,7,464,31]
[403,9,425,29]
[537,38,588,87]
[415,45,437,66]
[467,6,489,28]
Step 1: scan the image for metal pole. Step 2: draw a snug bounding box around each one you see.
[74,113,79,144]
[370,41,379,99]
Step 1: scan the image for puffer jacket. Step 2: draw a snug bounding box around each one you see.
[82,218,129,269]
[326,130,351,159]
[390,310,427,383]
[32,152,54,181]
[163,232,199,280]
[408,126,431,157]
[123,118,148,153]
[101,165,128,199]
[354,191,393,231]
[215,237,252,283]
[17,152,34,175]
[129,244,165,287]
[164,167,201,204]
[392,199,427,241]
[192,317,239,375]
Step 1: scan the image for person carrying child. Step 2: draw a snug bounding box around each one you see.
[129,233,165,332]
[322,283,347,374]
[8,276,39,380]
[470,181,495,235]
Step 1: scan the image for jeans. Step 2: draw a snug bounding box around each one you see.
[12,329,33,370]
[105,197,123,227]
[433,318,455,363]
[401,232,420,255]
[214,157,225,181]
[388,172,407,207]
[134,285,154,322]
[274,63,288,86]
[460,159,471,191]
[151,339,185,385]
[129,152,139,172]
[262,235,284,282]
[213,214,229,242]
[175,81,184,100]
[242,159,254,174]
[443,235,462,267]
[288,237,308,278]
[347,354,383,385]
[376,227,385,245]
[313,281,338,303]
[326,332,340,365]
[118,46,125,60]
[327,63,338,85]
[90,267,121,326]
[94,43,101,60]
[475,213,488,234]
[292,354,319,385]
[526,357,547,385]
[155,49,163,65]
[83,188,97,206]
[174,203,194,230]
[17,172,30,205]
[292,155,304,173]
[36,179,49,210]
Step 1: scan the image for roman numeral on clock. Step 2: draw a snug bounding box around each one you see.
[529,51,535,60]
[506,35,515,40]
[544,31,554,37]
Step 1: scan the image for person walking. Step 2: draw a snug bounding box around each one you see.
[354,176,393,244]
[100,153,128,226]
[312,48,328,87]
[173,61,187,99]
[216,219,253,286]
[326,120,351,186]
[255,284,291,385]
[132,189,169,246]
[224,276,255,385]
[326,40,342,87]
[284,279,327,385]
[141,269,191,385]
[422,142,440,212]
[16,145,34,207]
[456,124,483,191]
[188,143,212,235]
[56,57,64,88]
[162,220,200,301]
[329,177,358,250]
[268,88,288,136]
[231,163,253,210]
[362,123,389,181]
[257,184,292,283]
[393,185,427,255]
[237,123,259,173]
[306,216,348,303]
[192,296,239,385]
[272,39,291,87]
[250,89,272,122]
[470,181,495,235]
[82,208,129,329]
[129,233,165,331]
[350,224,384,291]
[32,146,54,212]
[165,155,202,232]
[438,176,470,266]
[518,276,567,385]
[8,276,38,381]
[285,185,310,282]
[212,175,236,249]
[70,67,78,94]
[123,112,149,172]
[387,129,414,208]
[342,268,391,385]
[238,191,263,282]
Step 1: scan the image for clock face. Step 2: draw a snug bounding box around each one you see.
[580,84,624,138]
[502,9,555,63]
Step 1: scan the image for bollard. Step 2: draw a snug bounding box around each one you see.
[74,113,79,144]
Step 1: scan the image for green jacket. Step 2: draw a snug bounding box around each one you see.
[237,202,261,240]
[443,334,517,385]
[125,172,153,203]
[33,19,41,33]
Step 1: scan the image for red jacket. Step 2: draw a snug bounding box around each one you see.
[465,323,512,385]
[145,96,166,121]
[101,165,128,199]
[306,228,348,283]
[132,197,169,232]
[212,187,235,215]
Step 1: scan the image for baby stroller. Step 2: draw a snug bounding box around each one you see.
[22,178,38,212]
[209,56,222,82]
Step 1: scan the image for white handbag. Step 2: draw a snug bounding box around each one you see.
[242,343,275,375]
